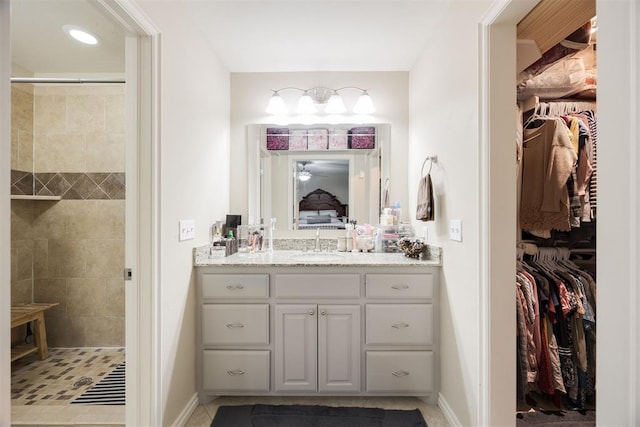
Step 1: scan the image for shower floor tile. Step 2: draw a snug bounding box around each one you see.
[11,347,125,406]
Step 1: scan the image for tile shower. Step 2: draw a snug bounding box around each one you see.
[10,82,125,349]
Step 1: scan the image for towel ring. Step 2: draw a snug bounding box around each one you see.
[421,155,438,176]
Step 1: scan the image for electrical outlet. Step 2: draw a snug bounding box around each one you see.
[449,219,462,242]
[179,220,195,241]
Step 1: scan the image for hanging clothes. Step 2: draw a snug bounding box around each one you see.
[516,250,596,410]
[521,118,577,232]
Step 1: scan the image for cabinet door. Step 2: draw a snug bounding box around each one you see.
[275,304,317,391]
[318,305,360,392]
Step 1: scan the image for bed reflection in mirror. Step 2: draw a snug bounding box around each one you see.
[296,159,349,229]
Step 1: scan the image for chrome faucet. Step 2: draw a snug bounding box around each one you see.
[314,228,321,252]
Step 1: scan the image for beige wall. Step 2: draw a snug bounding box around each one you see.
[10,84,125,347]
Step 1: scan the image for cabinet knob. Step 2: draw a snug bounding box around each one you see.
[226,322,245,329]
[320,310,327,316]
[391,284,409,290]
[226,284,245,290]
[308,309,315,315]
[392,370,410,377]
[227,370,245,376]
[391,322,410,329]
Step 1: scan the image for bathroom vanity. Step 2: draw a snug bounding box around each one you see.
[194,249,441,404]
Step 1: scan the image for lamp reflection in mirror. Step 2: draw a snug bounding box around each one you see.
[265,86,374,116]
[298,170,312,181]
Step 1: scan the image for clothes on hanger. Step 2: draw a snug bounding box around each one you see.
[519,102,597,236]
[516,250,596,410]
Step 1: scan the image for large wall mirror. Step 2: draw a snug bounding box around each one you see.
[247,124,390,231]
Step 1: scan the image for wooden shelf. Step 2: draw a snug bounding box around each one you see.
[10,195,61,201]
[11,344,39,362]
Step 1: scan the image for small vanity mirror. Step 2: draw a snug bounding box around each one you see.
[247,124,390,231]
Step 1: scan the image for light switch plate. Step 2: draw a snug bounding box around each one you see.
[449,219,462,242]
[179,220,195,241]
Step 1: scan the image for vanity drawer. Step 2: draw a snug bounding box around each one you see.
[275,274,360,298]
[366,304,433,345]
[202,274,269,299]
[202,350,270,392]
[366,274,433,299]
[202,304,269,345]
[366,351,433,393]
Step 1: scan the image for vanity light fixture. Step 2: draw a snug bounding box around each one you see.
[63,25,99,45]
[265,86,375,116]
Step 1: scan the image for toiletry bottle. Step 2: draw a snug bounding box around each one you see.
[374,229,383,253]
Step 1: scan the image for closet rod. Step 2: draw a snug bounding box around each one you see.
[11,77,125,84]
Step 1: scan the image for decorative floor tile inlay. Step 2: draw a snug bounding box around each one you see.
[11,347,125,406]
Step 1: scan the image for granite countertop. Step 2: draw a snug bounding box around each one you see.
[194,247,442,267]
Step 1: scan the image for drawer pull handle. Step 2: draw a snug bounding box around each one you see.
[391,284,409,290]
[320,310,327,316]
[308,309,315,316]
[392,370,410,377]
[226,284,245,290]
[392,322,410,329]
[227,370,245,376]
[226,322,245,329]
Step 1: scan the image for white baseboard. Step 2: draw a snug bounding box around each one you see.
[438,392,462,427]
[171,393,199,427]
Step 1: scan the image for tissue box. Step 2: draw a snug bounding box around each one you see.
[328,129,348,150]
[349,126,375,149]
[289,130,308,150]
[266,128,289,150]
[307,129,328,150]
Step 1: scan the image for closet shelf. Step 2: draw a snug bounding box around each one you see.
[10,195,62,201]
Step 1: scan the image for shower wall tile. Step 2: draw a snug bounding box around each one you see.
[17,129,34,172]
[12,279,33,305]
[105,94,125,133]
[48,239,87,278]
[33,278,66,317]
[105,279,125,317]
[85,239,124,278]
[33,239,49,279]
[44,314,86,348]
[85,316,124,347]
[86,132,125,171]
[67,95,106,133]
[15,240,34,282]
[36,133,86,172]
[66,278,107,317]
[12,85,34,172]
[34,94,66,133]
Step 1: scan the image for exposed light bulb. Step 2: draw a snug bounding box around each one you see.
[353,91,376,114]
[266,92,288,115]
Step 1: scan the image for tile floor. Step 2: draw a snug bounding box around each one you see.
[185,396,450,427]
[11,347,449,426]
[11,347,125,426]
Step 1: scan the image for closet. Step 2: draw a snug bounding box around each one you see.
[515,0,597,421]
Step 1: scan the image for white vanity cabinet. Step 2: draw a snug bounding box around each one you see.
[196,261,440,404]
[275,304,360,393]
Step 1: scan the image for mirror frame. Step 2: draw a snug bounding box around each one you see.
[246,123,391,236]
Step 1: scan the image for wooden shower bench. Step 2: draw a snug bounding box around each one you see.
[10,303,58,362]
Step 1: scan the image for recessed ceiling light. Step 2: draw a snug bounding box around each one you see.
[63,25,98,45]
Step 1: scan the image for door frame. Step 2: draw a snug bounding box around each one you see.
[1,0,162,425]
[478,0,640,425]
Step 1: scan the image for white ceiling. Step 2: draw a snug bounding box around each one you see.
[10,0,448,75]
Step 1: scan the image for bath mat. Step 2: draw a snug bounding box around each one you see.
[211,404,428,427]
[71,362,125,405]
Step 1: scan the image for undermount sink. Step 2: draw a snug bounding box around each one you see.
[287,252,345,263]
